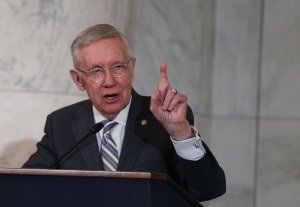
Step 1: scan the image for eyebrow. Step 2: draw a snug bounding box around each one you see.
[86,65,103,71]
[87,60,127,71]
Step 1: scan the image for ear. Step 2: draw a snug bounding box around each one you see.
[69,69,85,91]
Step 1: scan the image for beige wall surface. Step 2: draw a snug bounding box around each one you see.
[0,0,299,206]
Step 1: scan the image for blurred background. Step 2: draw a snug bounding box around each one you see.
[0,0,299,206]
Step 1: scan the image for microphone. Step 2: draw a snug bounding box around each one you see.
[50,122,104,169]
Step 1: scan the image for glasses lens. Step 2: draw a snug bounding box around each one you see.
[90,69,104,82]
[111,65,127,77]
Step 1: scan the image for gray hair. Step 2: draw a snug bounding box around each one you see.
[71,24,133,69]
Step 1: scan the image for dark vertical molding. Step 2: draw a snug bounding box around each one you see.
[198,0,216,144]
[254,0,265,206]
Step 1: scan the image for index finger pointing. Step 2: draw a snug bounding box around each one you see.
[159,63,168,81]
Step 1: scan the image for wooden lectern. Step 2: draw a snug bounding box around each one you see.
[0,168,203,207]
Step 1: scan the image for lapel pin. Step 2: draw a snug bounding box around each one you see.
[141,119,147,126]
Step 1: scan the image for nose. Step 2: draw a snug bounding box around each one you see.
[102,70,116,87]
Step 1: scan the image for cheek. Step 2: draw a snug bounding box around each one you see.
[123,78,133,92]
[126,70,134,85]
[120,78,133,99]
[85,84,102,100]
[118,71,133,87]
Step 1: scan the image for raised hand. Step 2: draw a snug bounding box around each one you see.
[150,64,192,140]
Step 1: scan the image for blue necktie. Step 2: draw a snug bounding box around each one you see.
[101,121,118,171]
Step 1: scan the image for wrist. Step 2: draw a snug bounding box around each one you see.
[170,121,193,141]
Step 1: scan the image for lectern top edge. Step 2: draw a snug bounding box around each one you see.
[0,167,167,180]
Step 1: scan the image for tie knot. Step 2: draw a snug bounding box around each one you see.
[101,120,117,134]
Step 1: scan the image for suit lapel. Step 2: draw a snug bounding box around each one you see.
[71,100,102,170]
[118,90,154,171]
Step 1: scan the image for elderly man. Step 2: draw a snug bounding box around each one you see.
[23,24,226,201]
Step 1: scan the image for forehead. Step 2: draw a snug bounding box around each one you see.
[79,38,128,66]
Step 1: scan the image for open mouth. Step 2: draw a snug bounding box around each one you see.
[105,93,117,98]
[104,93,119,102]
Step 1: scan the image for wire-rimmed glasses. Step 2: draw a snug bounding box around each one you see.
[76,59,132,83]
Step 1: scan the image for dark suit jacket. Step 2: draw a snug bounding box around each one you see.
[23,89,226,201]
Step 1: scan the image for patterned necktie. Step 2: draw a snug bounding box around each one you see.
[101,121,118,171]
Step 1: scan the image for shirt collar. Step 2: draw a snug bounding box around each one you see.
[93,97,132,127]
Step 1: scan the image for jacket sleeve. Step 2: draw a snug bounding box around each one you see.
[172,106,226,201]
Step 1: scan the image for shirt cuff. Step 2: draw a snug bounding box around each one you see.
[170,127,206,161]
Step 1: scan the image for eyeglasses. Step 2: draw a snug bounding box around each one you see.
[76,59,132,83]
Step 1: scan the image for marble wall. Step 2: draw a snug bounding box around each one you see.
[207,0,300,207]
[0,0,299,207]
[0,0,132,167]
[257,0,300,206]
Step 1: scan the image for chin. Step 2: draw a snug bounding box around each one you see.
[103,105,125,116]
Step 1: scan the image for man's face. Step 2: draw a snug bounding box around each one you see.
[72,38,135,120]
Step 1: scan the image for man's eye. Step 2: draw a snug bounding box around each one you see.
[113,64,125,69]
[89,68,103,74]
